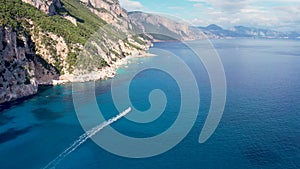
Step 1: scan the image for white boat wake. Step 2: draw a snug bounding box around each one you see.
[43,107,132,169]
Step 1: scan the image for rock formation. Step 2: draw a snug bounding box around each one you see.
[80,0,132,32]
[22,0,62,15]
[0,27,59,104]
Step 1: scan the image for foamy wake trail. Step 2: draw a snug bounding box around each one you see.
[43,107,132,169]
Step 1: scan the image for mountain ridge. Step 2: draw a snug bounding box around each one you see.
[129,11,300,41]
[200,24,300,39]
[128,11,215,41]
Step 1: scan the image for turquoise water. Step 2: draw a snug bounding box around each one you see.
[0,39,300,169]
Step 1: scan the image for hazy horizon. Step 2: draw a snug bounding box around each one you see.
[120,0,300,32]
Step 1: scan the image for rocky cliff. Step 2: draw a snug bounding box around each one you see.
[0,27,59,104]
[20,0,150,75]
[128,11,217,41]
[80,0,130,28]
[22,0,62,15]
[0,0,151,103]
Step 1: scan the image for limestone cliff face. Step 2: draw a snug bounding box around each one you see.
[22,0,62,15]
[22,0,77,25]
[80,0,132,31]
[0,27,59,104]
[80,0,127,22]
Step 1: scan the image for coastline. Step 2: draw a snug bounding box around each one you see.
[0,52,155,106]
[52,52,156,85]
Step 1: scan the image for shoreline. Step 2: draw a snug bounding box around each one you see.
[0,52,156,107]
[52,52,156,85]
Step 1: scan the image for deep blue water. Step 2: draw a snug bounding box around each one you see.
[0,39,299,169]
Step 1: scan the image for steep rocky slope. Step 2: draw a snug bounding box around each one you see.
[22,0,62,15]
[0,27,59,103]
[128,11,217,41]
[0,0,150,103]
[80,0,130,29]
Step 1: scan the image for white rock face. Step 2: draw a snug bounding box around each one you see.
[30,30,70,75]
[22,0,62,15]
[0,27,59,104]
[63,15,77,26]
[80,0,131,31]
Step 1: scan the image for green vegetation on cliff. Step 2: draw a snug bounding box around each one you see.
[0,0,111,73]
[60,0,106,36]
[1,0,82,44]
[0,0,107,44]
[0,0,148,75]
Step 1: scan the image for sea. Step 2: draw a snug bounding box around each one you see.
[0,39,299,169]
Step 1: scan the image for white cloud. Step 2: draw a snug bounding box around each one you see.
[189,0,300,31]
[119,0,143,11]
[206,0,248,12]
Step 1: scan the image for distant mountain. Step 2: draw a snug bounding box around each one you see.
[128,11,217,41]
[198,24,242,37]
[199,24,300,39]
[128,11,300,41]
[232,26,286,38]
[205,24,223,31]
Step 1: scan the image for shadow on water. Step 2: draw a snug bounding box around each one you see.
[0,86,53,112]
[0,115,14,125]
[0,94,36,112]
[0,127,32,144]
[31,108,64,121]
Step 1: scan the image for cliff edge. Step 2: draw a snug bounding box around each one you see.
[0,0,151,104]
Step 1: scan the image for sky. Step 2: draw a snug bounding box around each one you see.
[119,0,300,31]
